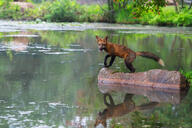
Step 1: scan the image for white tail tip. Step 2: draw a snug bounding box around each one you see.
[158,59,165,67]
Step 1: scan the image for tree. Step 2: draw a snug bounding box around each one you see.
[107,0,115,22]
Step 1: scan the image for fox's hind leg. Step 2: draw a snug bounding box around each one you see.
[108,55,116,67]
[124,54,136,73]
[124,94,134,102]
[125,63,135,73]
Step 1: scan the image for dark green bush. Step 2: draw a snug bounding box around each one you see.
[0,2,22,20]
[80,4,107,22]
[174,9,192,26]
[181,70,192,85]
[114,4,140,24]
[43,0,81,22]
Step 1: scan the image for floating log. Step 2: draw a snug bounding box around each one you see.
[98,68,188,90]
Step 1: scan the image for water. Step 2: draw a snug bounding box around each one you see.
[0,20,192,128]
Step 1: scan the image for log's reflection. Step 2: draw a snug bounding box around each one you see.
[6,32,33,52]
[95,83,189,127]
[95,93,158,127]
[98,83,189,104]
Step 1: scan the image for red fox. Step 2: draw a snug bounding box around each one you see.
[96,36,165,72]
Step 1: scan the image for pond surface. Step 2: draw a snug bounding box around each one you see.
[0,20,192,128]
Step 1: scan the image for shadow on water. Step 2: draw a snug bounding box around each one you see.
[0,22,192,127]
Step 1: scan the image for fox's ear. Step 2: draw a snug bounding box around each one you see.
[96,35,99,40]
[104,36,108,42]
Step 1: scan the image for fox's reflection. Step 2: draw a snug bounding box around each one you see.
[95,93,158,127]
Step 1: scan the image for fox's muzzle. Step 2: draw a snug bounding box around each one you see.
[98,45,106,51]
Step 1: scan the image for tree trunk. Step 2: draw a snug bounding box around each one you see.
[189,1,192,9]
[123,0,128,8]
[108,0,114,10]
[181,0,184,9]
[107,0,115,23]
[108,0,111,10]
[173,0,179,13]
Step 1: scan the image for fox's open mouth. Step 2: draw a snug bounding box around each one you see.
[99,47,106,52]
[99,48,103,51]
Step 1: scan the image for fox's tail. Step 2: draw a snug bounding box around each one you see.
[136,51,165,66]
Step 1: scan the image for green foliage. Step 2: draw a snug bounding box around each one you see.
[0,0,12,8]
[173,9,192,26]
[139,6,192,26]
[80,4,107,22]
[147,7,176,25]
[113,0,169,25]
[33,0,105,22]
[43,0,81,22]
[115,4,140,24]
[139,10,156,24]
[115,9,133,23]
[131,111,163,128]
[133,0,166,16]
[0,3,22,20]
[0,0,192,26]
[181,70,192,85]
[22,2,50,20]
[113,1,192,26]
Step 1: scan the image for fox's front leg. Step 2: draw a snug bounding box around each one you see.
[104,54,111,67]
[104,93,115,107]
[104,55,116,67]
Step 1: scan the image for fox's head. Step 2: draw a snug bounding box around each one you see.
[96,36,108,51]
[94,111,107,128]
